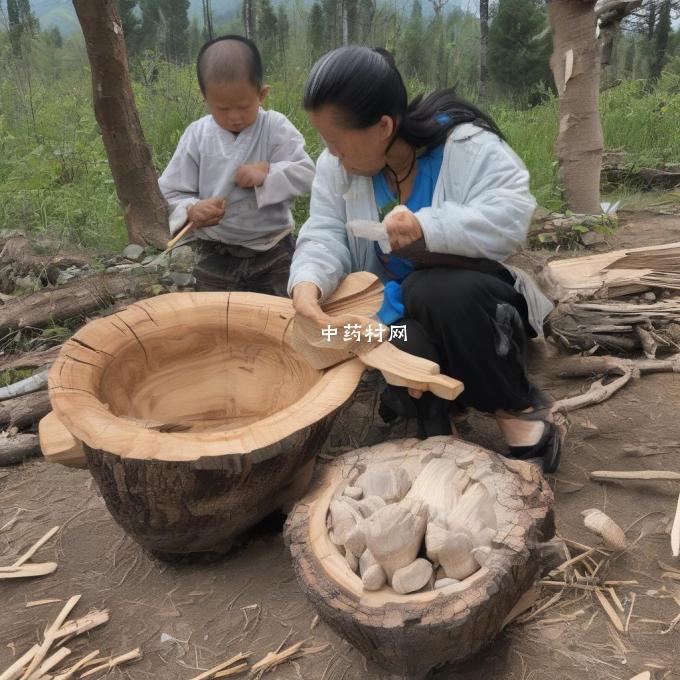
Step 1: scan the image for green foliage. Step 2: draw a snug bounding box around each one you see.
[308,2,324,62]
[488,0,552,105]
[258,0,279,70]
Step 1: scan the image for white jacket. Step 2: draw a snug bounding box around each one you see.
[287,123,553,336]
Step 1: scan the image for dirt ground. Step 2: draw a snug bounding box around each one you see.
[2,210,680,680]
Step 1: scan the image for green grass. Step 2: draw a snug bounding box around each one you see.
[1,47,679,253]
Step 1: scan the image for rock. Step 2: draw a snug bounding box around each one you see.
[122,244,145,262]
[641,291,657,302]
[329,498,363,545]
[14,275,38,290]
[56,271,77,285]
[425,522,448,563]
[170,272,195,287]
[168,244,195,270]
[345,522,367,558]
[359,549,377,577]
[357,495,386,517]
[580,230,606,246]
[355,464,412,503]
[392,558,433,595]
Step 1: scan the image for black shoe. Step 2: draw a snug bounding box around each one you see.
[508,420,561,474]
[378,386,418,424]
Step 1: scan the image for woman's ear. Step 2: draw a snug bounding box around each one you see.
[378,115,396,140]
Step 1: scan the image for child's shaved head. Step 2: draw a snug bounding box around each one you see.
[197,35,263,92]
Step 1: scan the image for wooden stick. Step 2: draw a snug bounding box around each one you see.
[608,587,624,613]
[54,610,109,641]
[0,563,58,579]
[30,647,71,678]
[251,642,304,673]
[51,650,100,680]
[188,653,251,680]
[79,649,141,678]
[166,221,194,249]
[12,526,59,567]
[671,491,680,557]
[594,588,625,633]
[20,595,81,680]
[551,547,596,574]
[0,645,39,680]
[590,470,680,482]
[213,663,249,678]
[26,600,62,608]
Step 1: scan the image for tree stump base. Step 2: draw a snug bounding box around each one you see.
[284,437,554,678]
[45,292,365,556]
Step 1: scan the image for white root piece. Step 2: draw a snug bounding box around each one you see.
[406,459,465,522]
[355,465,411,504]
[438,532,480,581]
[79,648,142,678]
[363,501,427,580]
[359,549,377,577]
[328,499,363,546]
[449,482,497,539]
[345,549,359,574]
[434,578,460,589]
[582,509,628,550]
[472,546,492,567]
[671,492,680,557]
[250,642,303,674]
[356,495,386,517]
[343,486,363,500]
[391,559,433,595]
[362,564,387,591]
[0,644,39,680]
[344,522,366,558]
[425,522,448,564]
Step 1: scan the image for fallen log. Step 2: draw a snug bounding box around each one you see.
[0,391,51,429]
[0,370,48,401]
[548,299,680,354]
[601,151,680,191]
[0,345,61,372]
[0,433,41,466]
[0,270,164,337]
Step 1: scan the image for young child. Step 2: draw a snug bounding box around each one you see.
[159,35,315,296]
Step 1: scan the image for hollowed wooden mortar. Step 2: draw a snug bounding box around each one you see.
[284,437,555,678]
[46,292,364,557]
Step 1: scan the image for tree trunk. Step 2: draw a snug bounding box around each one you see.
[45,291,365,557]
[0,433,41,466]
[0,270,164,337]
[479,0,489,104]
[548,0,603,214]
[284,437,554,677]
[72,0,169,248]
[650,0,671,83]
[243,0,256,40]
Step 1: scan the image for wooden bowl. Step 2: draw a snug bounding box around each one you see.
[47,292,364,556]
[284,437,554,678]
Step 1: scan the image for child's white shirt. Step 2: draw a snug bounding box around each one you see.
[159,108,315,250]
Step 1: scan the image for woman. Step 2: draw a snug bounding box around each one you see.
[287,46,560,473]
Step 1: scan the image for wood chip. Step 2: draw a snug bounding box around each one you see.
[671,491,680,557]
[188,653,251,680]
[502,585,539,628]
[31,647,71,677]
[79,648,141,678]
[590,470,680,482]
[629,673,650,680]
[608,587,624,613]
[0,644,39,680]
[594,588,624,633]
[54,610,109,641]
[12,526,59,568]
[625,592,636,633]
[251,642,304,674]
[213,663,249,679]
[51,650,100,680]
[0,563,58,580]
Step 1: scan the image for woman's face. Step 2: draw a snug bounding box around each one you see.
[308,106,395,176]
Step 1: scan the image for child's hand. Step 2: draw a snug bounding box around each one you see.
[234,162,270,189]
[187,197,226,228]
[383,205,423,251]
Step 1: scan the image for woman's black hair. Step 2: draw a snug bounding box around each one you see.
[303,45,504,149]
[197,34,263,92]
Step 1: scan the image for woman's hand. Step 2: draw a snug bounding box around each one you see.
[292,282,334,326]
[383,205,423,251]
[187,197,226,228]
